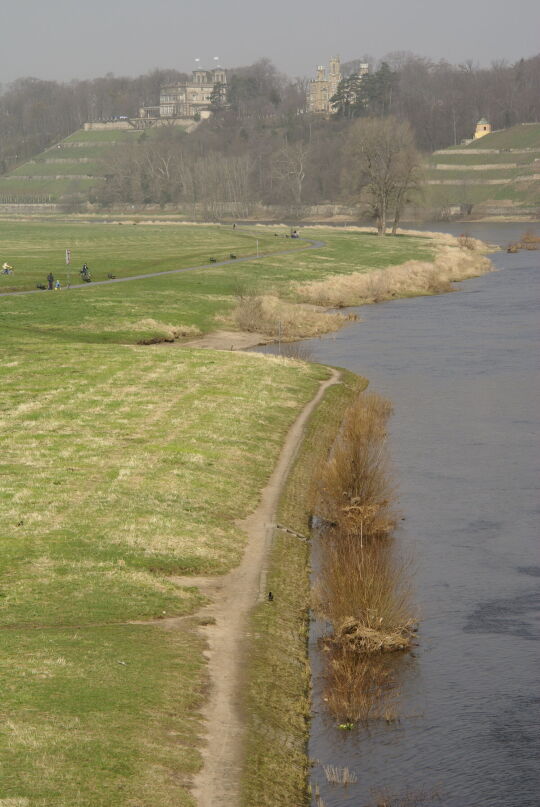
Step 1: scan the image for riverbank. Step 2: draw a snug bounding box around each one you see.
[0,222,493,806]
[240,368,367,807]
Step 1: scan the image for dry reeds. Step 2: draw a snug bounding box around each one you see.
[295,245,492,309]
[314,392,395,543]
[312,391,416,723]
[314,539,414,653]
[233,293,352,338]
[323,646,400,724]
[520,230,540,250]
[323,764,358,785]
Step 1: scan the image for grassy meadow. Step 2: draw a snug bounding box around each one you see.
[0,221,435,344]
[0,337,329,805]
[0,219,447,805]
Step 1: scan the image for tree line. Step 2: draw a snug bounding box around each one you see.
[1,53,539,231]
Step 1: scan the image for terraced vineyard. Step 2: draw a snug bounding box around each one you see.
[424,123,540,216]
[0,128,152,204]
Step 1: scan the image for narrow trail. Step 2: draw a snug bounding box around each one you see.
[189,367,341,807]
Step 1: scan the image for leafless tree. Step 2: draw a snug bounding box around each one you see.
[344,117,422,235]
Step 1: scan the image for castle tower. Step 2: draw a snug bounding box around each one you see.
[328,56,342,99]
[474,118,492,139]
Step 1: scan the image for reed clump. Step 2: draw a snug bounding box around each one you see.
[313,391,416,723]
[234,293,352,338]
[295,245,491,308]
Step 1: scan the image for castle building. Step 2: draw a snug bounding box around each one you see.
[140,68,227,121]
[474,118,492,139]
[308,58,369,114]
[308,57,342,114]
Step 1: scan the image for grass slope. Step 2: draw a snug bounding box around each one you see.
[0,128,148,203]
[425,123,540,210]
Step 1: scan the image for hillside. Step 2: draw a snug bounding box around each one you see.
[0,128,151,205]
[424,123,540,217]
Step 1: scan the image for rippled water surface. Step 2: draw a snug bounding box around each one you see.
[266,223,540,806]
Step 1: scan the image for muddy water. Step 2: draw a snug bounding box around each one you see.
[260,223,540,806]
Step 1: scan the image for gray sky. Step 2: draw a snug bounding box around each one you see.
[1,0,539,85]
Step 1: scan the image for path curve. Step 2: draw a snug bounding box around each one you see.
[0,233,325,298]
[190,367,340,807]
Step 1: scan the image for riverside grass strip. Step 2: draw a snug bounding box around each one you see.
[0,224,434,345]
[0,225,440,805]
[0,336,327,806]
[240,368,367,807]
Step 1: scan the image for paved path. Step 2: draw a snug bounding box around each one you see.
[0,234,325,298]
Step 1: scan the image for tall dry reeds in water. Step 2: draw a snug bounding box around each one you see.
[315,536,414,654]
[313,391,416,722]
[315,392,395,544]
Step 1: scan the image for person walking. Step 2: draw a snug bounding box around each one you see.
[54,279,61,291]
[47,272,54,290]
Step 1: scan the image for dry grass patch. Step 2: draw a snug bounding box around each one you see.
[295,244,492,308]
[234,293,353,338]
[313,391,416,724]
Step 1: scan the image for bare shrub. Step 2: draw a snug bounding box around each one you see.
[323,646,400,724]
[234,294,351,339]
[312,390,416,723]
[457,234,476,250]
[314,537,415,654]
[314,392,395,543]
[130,319,201,343]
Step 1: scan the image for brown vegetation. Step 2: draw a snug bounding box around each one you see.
[233,293,353,339]
[312,391,416,723]
[507,231,540,252]
[296,244,491,308]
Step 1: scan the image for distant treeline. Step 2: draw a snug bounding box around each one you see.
[1,53,539,210]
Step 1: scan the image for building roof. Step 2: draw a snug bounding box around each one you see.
[477,118,490,125]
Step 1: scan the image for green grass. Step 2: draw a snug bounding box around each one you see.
[241,369,366,807]
[429,151,536,165]
[0,224,434,345]
[1,625,206,806]
[0,176,99,198]
[0,335,329,805]
[0,222,438,805]
[465,123,540,150]
[10,161,104,177]
[426,167,527,181]
[426,123,540,209]
[63,130,143,143]
[0,128,149,201]
[0,221,298,293]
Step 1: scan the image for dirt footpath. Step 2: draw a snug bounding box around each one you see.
[181,368,340,807]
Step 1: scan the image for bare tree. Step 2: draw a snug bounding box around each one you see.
[272,141,310,208]
[344,117,422,235]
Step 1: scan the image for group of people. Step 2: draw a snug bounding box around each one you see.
[3,260,93,290]
[44,263,90,290]
[46,272,61,291]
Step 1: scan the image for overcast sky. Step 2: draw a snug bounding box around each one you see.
[1,0,539,85]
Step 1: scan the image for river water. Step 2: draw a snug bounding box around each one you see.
[261,223,540,806]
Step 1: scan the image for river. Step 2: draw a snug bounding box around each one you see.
[260,222,540,806]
